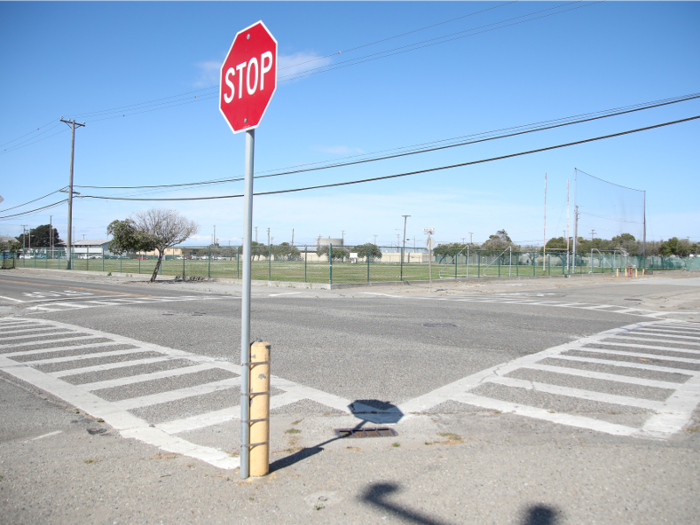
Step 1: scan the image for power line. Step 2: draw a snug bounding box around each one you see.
[1,1,601,142]
[0,200,68,221]
[74,91,700,192]
[78,114,700,202]
[0,188,67,214]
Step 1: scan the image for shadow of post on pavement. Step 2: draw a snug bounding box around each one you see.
[270,399,402,472]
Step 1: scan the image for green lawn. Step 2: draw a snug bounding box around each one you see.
[16,256,666,284]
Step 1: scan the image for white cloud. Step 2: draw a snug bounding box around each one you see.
[277,51,333,80]
[194,60,221,87]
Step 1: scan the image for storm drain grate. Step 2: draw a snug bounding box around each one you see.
[334,427,398,439]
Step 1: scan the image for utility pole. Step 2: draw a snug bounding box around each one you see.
[591,229,596,242]
[373,235,378,245]
[255,226,258,243]
[291,228,294,246]
[267,228,270,246]
[572,169,578,274]
[61,117,85,269]
[401,215,410,264]
[543,173,547,270]
[342,230,345,246]
[28,221,31,251]
[469,232,473,244]
[566,179,570,273]
[21,225,27,255]
[643,191,647,260]
[50,215,53,255]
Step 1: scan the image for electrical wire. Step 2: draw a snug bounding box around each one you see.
[0,200,68,221]
[0,188,67,214]
[78,114,700,202]
[74,91,700,192]
[9,1,600,131]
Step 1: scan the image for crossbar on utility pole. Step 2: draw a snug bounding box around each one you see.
[60,118,85,270]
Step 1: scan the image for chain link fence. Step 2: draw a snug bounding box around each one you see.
[3,245,699,284]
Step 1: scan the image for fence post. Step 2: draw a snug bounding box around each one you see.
[533,257,536,276]
[477,251,481,278]
[548,255,551,275]
[138,252,141,274]
[120,256,122,273]
[498,255,501,277]
[329,244,333,285]
[237,247,240,279]
[455,253,458,279]
[367,248,370,282]
[183,253,186,279]
[268,243,272,281]
[208,246,211,279]
[516,255,519,277]
[102,248,105,272]
[400,246,404,282]
[304,246,307,283]
[86,250,89,271]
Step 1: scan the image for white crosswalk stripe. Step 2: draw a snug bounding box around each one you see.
[0,317,351,470]
[2,315,700,472]
[400,319,700,439]
[23,295,231,312]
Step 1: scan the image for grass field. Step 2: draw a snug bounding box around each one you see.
[18,255,626,283]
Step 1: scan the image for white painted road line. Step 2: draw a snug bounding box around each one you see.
[522,363,684,390]
[49,356,176,378]
[574,346,700,364]
[0,295,24,302]
[4,341,125,358]
[30,430,63,441]
[25,348,154,366]
[0,330,76,343]
[113,377,241,410]
[609,334,700,347]
[453,392,639,437]
[485,375,666,411]
[548,355,698,376]
[0,334,101,349]
[587,340,700,355]
[633,328,700,341]
[78,362,217,391]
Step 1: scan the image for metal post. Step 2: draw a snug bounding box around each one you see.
[455,251,458,279]
[401,215,410,282]
[367,246,370,282]
[268,243,271,281]
[304,246,307,283]
[102,248,105,272]
[138,253,141,274]
[477,251,480,278]
[237,246,240,279]
[240,129,255,480]
[329,243,333,285]
[120,256,122,273]
[183,253,186,279]
[498,255,500,277]
[208,246,211,279]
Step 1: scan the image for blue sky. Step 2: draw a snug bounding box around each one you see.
[1,1,698,248]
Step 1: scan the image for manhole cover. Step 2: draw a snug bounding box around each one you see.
[334,427,398,439]
[423,323,457,328]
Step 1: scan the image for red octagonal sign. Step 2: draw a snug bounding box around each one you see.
[219,21,277,134]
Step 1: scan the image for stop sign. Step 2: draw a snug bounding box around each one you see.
[219,21,277,134]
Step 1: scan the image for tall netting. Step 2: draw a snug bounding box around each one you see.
[575,168,645,248]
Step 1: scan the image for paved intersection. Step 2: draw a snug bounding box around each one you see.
[2,312,699,469]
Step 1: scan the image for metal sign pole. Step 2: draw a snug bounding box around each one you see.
[240,128,255,479]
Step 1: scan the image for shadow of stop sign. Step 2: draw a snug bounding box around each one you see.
[219,21,278,134]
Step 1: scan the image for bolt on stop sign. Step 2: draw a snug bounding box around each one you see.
[219,21,277,134]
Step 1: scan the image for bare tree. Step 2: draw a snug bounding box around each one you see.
[108,209,199,282]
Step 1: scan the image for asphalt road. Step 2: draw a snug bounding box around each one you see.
[1,268,699,524]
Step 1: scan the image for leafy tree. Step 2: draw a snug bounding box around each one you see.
[316,245,349,260]
[482,229,515,251]
[353,243,382,260]
[544,237,569,252]
[107,209,198,282]
[1,238,21,253]
[659,237,691,257]
[16,224,62,248]
[272,242,301,261]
